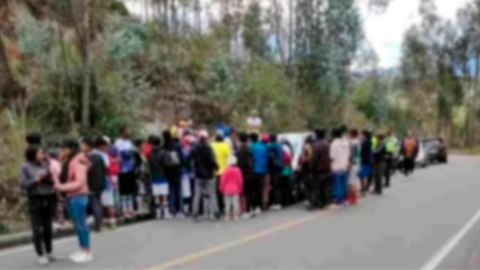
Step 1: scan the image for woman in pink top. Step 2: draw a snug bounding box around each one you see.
[54,139,93,264]
[220,156,243,220]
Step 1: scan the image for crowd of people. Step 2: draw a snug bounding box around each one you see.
[19,117,420,265]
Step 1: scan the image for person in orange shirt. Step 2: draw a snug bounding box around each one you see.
[401,130,419,177]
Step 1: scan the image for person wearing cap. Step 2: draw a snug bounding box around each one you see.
[55,139,93,263]
[211,130,232,215]
[190,130,219,221]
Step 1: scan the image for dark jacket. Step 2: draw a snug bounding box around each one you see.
[373,142,387,164]
[149,146,166,180]
[237,143,253,177]
[190,141,218,180]
[87,152,106,194]
[163,139,185,175]
[311,139,331,174]
[361,137,373,167]
[19,161,55,196]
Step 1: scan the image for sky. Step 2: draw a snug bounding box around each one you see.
[358,0,472,68]
[124,0,473,69]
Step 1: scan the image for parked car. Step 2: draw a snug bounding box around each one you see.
[416,138,448,166]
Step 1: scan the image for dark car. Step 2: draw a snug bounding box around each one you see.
[420,138,448,164]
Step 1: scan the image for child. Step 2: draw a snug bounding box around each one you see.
[220,156,243,221]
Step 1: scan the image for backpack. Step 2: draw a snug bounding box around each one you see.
[164,149,180,167]
[120,150,135,173]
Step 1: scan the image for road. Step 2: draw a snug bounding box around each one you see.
[1,155,480,269]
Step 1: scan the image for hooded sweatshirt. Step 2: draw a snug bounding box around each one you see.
[220,166,243,195]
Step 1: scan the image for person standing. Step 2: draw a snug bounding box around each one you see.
[330,127,351,206]
[81,137,106,232]
[310,129,331,209]
[280,140,294,207]
[268,134,283,210]
[348,129,361,204]
[358,131,372,195]
[250,133,268,215]
[298,135,314,202]
[19,146,58,265]
[236,132,254,217]
[55,139,93,263]
[149,136,172,219]
[372,134,387,195]
[190,130,219,221]
[384,129,397,188]
[220,156,243,221]
[114,126,136,219]
[162,130,184,218]
[211,130,232,216]
[96,137,118,229]
[401,130,419,177]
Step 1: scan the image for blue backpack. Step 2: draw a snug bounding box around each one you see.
[119,150,135,173]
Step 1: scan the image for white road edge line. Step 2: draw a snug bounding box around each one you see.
[421,205,480,270]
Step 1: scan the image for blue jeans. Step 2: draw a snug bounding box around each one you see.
[333,171,348,205]
[67,195,90,249]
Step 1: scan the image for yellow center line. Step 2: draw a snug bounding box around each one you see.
[146,211,328,270]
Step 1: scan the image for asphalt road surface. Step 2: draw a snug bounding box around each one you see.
[1,155,480,269]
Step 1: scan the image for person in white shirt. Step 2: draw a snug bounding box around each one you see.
[247,110,262,134]
[330,127,351,206]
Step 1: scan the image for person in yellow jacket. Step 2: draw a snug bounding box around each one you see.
[211,130,232,215]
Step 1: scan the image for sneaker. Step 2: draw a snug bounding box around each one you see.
[69,251,83,261]
[254,208,262,215]
[241,212,251,219]
[37,256,49,266]
[233,215,239,221]
[71,252,93,264]
[155,209,162,219]
[271,205,282,211]
[47,253,63,262]
[163,210,172,220]
[176,213,185,219]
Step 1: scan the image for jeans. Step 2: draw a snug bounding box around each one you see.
[223,195,240,218]
[28,195,54,256]
[67,195,90,249]
[89,193,103,231]
[121,195,134,215]
[333,171,348,205]
[192,179,218,218]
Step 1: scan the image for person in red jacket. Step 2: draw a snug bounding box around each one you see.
[220,156,244,221]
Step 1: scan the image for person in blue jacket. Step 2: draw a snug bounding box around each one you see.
[250,133,268,215]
